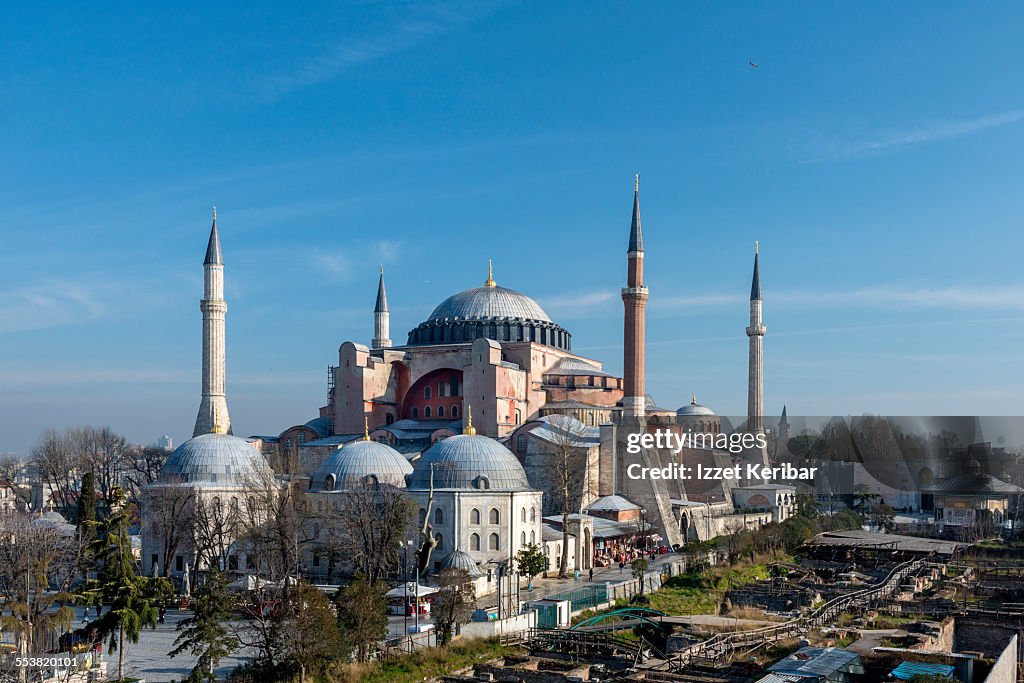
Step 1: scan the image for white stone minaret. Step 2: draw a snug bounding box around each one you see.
[746,242,765,434]
[371,265,391,349]
[193,208,231,437]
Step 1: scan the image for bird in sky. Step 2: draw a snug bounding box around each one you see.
[749,61,759,68]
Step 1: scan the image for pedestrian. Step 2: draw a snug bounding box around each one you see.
[619,561,625,575]
[574,569,580,582]
[588,568,594,582]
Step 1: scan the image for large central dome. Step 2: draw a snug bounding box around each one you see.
[407,267,571,350]
[427,285,552,323]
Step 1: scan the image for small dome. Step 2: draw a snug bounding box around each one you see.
[408,434,531,491]
[426,285,552,323]
[310,439,412,491]
[441,549,482,577]
[158,433,270,487]
[677,394,716,417]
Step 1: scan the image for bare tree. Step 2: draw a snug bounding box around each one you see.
[144,485,196,578]
[30,428,81,518]
[79,426,128,506]
[528,415,595,578]
[124,444,170,508]
[432,568,476,646]
[0,513,83,682]
[192,494,243,577]
[325,482,414,585]
[0,455,32,511]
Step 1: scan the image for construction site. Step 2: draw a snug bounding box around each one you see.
[438,530,1024,683]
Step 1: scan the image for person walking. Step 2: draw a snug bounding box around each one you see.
[588,568,594,582]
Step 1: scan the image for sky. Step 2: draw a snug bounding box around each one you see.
[2,2,1023,455]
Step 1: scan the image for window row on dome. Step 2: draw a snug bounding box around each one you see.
[408,320,571,351]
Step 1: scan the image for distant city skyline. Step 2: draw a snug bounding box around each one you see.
[2,3,1024,454]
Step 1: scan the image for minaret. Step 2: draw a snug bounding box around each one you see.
[746,242,766,434]
[372,265,391,349]
[621,175,648,418]
[778,404,791,441]
[193,208,231,437]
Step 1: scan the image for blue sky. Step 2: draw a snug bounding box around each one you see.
[2,2,1023,454]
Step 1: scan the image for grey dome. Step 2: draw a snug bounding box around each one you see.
[310,439,412,491]
[441,549,482,577]
[427,286,552,323]
[158,433,270,486]
[408,434,531,491]
[546,357,612,377]
[677,395,716,417]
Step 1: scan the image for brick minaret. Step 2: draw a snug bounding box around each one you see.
[746,242,765,434]
[621,175,648,418]
[372,265,391,349]
[193,208,231,437]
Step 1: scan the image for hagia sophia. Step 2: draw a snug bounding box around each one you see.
[141,180,800,594]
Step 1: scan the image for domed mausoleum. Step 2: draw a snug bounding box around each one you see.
[158,432,271,486]
[309,437,412,491]
[406,414,542,580]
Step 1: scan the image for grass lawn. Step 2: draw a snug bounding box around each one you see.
[647,554,790,616]
[350,639,510,683]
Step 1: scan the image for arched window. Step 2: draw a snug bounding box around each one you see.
[470,533,480,551]
[488,533,500,551]
[424,406,431,417]
[437,405,445,417]
[435,534,443,551]
[298,432,306,444]
[530,507,536,522]
[424,386,431,400]
[470,508,480,525]
[530,530,536,544]
[521,508,526,523]
[520,531,526,546]
[418,508,427,526]
[386,413,394,425]
[435,508,444,524]
[451,405,459,417]
[489,508,499,525]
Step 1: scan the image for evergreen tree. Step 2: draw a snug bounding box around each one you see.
[335,575,386,662]
[275,581,344,683]
[515,543,547,588]
[75,487,171,681]
[77,471,97,532]
[169,568,239,683]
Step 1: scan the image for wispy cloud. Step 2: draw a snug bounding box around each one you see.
[261,4,494,99]
[806,108,1024,162]
[312,250,353,282]
[538,290,618,319]
[375,240,403,263]
[0,281,109,334]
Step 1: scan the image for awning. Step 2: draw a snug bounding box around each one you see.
[385,582,439,599]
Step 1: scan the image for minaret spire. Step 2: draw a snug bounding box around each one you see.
[194,208,231,437]
[621,175,649,418]
[372,265,392,349]
[746,242,766,436]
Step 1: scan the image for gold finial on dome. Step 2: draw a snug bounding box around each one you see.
[364,417,371,441]
[464,404,476,435]
[484,259,496,287]
[691,394,697,405]
[212,416,224,435]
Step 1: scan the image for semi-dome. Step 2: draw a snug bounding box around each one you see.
[441,549,482,577]
[408,434,531,491]
[158,433,271,486]
[310,439,412,491]
[406,266,572,351]
[677,394,716,417]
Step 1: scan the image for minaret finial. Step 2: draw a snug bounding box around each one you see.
[464,404,476,435]
[691,393,697,405]
[755,240,759,254]
[213,205,217,222]
[484,259,496,287]
[364,417,370,441]
[635,173,639,192]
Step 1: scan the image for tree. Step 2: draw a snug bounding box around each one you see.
[30,428,81,519]
[273,581,344,683]
[631,558,650,595]
[515,543,547,588]
[0,513,81,683]
[328,481,415,585]
[78,471,97,537]
[76,487,171,681]
[169,568,239,683]
[529,415,595,578]
[0,455,32,511]
[335,575,387,662]
[432,568,476,646]
[143,484,195,578]
[123,444,170,508]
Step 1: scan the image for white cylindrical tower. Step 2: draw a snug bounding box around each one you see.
[746,242,766,435]
[372,266,391,349]
[193,208,232,437]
